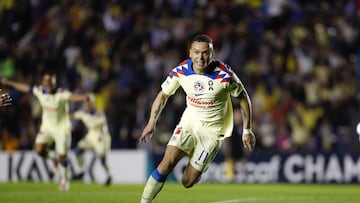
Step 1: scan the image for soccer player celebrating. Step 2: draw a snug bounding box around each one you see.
[1,70,87,190]
[139,34,256,202]
[0,89,12,107]
[72,94,112,186]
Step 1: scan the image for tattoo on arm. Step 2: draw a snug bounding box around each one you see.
[151,93,168,123]
[239,90,252,129]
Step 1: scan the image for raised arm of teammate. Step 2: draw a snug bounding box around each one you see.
[1,78,31,93]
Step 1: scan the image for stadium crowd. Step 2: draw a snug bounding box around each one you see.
[0,0,359,155]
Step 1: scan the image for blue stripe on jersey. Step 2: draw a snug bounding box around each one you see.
[203,60,232,81]
[168,59,232,83]
[169,59,194,78]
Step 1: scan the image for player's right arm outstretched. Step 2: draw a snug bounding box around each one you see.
[139,90,170,144]
[238,89,256,152]
[1,78,31,93]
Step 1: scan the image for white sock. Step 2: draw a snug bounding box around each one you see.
[58,162,69,182]
[141,176,164,203]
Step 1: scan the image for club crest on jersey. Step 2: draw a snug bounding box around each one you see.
[194,81,205,95]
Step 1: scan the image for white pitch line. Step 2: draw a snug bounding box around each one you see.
[210,197,266,203]
[209,196,313,203]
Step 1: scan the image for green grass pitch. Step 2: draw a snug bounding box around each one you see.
[0,182,359,203]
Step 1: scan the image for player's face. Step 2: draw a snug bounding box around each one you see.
[189,41,214,74]
[42,74,56,92]
[83,99,94,112]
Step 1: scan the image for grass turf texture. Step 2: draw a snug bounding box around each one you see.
[0,182,359,203]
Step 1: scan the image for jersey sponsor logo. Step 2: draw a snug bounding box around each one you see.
[187,96,215,108]
[41,105,58,112]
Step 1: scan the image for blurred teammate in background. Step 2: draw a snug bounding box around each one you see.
[1,70,87,191]
[72,94,112,186]
[222,107,246,181]
[0,88,12,107]
[139,34,256,203]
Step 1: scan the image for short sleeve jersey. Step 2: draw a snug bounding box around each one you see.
[161,59,245,138]
[73,110,109,137]
[32,86,72,129]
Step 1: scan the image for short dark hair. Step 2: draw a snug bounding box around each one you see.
[192,34,213,44]
[41,69,56,77]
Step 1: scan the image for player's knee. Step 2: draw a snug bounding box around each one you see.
[181,176,198,188]
[34,144,47,157]
[35,147,47,158]
[181,179,195,188]
[181,174,201,188]
[36,150,47,158]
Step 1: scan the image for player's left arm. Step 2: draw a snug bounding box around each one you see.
[228,66,256,152]
[237,90,256,152]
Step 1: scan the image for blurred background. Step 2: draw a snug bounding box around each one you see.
[0,0,359,183]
